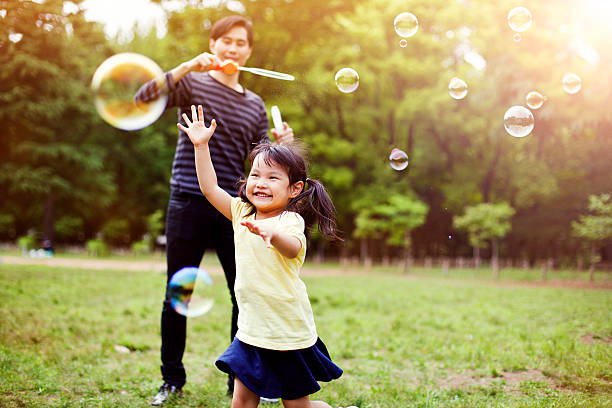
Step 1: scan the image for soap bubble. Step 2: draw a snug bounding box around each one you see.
[335,67,359,93]
[394,12,419,38]
[507,7,532,32]
[513,33,521,42]
[399,39,408,48]
[91,53,167,131]
[168,267,214,317]
[389,148,409,171]
[525,91,544,109]
[562,72,581,94]
[448,77,468,100]
[504,106,534,138]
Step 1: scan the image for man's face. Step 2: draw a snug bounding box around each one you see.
[209,26,252,67]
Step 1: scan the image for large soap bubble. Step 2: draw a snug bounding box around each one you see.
[525,91,544,109]
[562,72,582,94]
[394,12,419,38]
[168,267,214,317]
[91,53,167,131]
[507,7,532,33]
[448,77,468,100]
[389,148,409,171]
[335,67,359,93]
[504,106,534,138]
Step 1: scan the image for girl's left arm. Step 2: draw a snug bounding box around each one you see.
[241,221,301,258]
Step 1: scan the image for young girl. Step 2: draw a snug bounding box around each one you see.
[178,105,343,408]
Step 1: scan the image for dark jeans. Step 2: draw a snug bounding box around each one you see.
[160,190,238,388]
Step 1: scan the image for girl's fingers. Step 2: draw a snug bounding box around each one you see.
[198,105,204,122]
[210,118,217,131]
[191,105,197,123]
[177,123,186,132]
[182,113,192,127]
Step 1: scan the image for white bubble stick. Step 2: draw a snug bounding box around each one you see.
[271,105,283,132]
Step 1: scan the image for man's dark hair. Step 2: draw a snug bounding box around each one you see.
[210,15,253,47]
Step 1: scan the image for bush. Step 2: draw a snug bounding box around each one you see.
[55,216,84,243]
[101,219,131,247]
[86,239,109,257]
[17,235,35,253]
[131,239,151,255]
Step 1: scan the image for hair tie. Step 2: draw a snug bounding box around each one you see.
[305,177,311,183]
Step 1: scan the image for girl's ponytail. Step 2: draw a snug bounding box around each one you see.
[294,177,342,241]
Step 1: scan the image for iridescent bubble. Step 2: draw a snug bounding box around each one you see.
[91,53,167,131]
[525,91,544,109]
[448,77,468,100]
[394,12,419,38]
[562,72,582,94]
[399,39,408,48]
[507,7,532,33]
[504,106,534,138]
[513,33,521,42]
[168,267,214,317]
[389,148,409,171]
[334,67,359,93]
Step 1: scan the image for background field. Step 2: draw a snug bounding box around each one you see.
[1,259,610,407]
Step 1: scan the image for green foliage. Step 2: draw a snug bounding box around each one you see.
[54,216,84,243]
[572,194,612,242]
[454,202,515,248]
[0,214,16,239]
[101,219,131,247]
[131,239,151,255]
[1,0,611,261]
[85,239,109,257]
[17,235,35,252]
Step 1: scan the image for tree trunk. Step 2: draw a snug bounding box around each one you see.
[541,261,547,281]
[492,238,499,280]
[473,246,481,269]
[589,242,596,282]
[314,239,325,264]
[42,192,55,252]
[360,239,372,270]
[403,232,412,273]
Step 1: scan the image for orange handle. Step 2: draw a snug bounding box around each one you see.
[209,59,239,75]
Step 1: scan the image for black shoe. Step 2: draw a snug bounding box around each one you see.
[151,383,182,406]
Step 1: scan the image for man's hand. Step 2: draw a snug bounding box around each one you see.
[271,122,294,145]
[186,52,222,73]
[177,105,217,148]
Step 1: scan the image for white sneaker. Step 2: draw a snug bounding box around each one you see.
[260,397,280,404]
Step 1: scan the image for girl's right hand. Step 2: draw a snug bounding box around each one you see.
[177,105,217,147]
[186,52,222,72]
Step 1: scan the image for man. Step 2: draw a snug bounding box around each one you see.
[136,15,293,406]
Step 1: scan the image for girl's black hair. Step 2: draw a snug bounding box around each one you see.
[237,141,342,241]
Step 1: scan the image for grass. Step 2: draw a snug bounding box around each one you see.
[0,262,610,407]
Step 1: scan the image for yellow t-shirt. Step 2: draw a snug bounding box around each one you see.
[231,197,318,350]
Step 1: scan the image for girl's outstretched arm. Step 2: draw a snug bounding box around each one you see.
[178,105,232,220]
[241,221,301,258]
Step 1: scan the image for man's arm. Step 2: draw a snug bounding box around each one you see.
[169,52,221,84]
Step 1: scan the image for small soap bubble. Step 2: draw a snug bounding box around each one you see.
[448,77,468,100]
[504,106,534,138]
[562,72,581,94]
[334,67,359,93]
[525,91,544,109]
[513,33,521,42]
[168,267,214,317]
[507,7,532,32]
[448,235,452,239]
[91,53,167,131]
[394,12,419,38]
[399,39,408,48]
[389,148,409,171]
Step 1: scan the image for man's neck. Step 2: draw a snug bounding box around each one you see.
[209,70,243,93]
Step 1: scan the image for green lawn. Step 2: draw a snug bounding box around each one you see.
[0,263,610,407]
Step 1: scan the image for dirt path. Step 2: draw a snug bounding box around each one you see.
[2,255,610,289]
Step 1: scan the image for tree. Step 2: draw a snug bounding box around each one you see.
[572,194,612,281]
[454,202,515,278]
[0,0,115,245]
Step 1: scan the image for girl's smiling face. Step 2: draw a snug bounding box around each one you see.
[246,154,303,219]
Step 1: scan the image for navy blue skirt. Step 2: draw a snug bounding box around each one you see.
[215,337,342,400]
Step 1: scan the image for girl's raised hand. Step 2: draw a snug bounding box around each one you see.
[177,105,217,147]
[241,221,275,248]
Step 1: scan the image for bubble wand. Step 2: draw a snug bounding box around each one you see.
[211,60,295,81]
